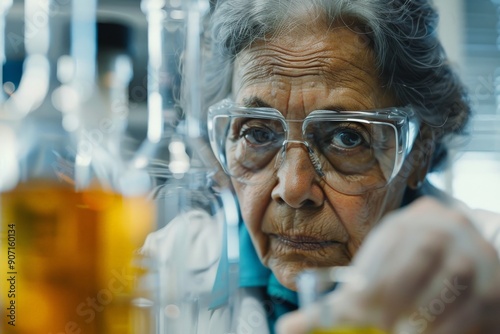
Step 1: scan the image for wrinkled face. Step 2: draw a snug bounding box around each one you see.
[231,22,417,290]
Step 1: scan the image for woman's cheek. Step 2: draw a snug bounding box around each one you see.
[323,190,391,256]
[233,182,274,255]
[235,183,269,225]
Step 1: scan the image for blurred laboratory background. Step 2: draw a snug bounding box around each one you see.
[432,0,500,213]
[3,0,150,143]
[2,0,500,213]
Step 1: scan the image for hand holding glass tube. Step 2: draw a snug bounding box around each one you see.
[279,198,498,334]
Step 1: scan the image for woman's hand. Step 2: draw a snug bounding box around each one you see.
[276,197,500,334]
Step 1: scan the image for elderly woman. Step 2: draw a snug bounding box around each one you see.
[147,0,500,333]
[201,0,500,332]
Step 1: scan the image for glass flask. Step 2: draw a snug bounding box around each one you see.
[139,0,240,333]
[0,1,156,333]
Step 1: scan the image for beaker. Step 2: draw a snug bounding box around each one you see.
[0,1,156,333]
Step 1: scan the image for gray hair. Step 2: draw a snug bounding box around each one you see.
[202,0,471,171]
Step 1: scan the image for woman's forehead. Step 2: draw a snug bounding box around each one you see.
[234,25,377,81]
[232,24,395,111]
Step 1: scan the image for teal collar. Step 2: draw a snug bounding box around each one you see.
[239,223,272,287]
[239,223,298,333]
[210,218,298,333]
[239,222,298,305]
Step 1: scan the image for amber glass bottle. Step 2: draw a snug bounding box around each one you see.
[0,1,155,333]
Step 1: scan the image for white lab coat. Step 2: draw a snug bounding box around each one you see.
[142,209,270,334]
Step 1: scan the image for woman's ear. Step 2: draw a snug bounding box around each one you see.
[407,126,435,189]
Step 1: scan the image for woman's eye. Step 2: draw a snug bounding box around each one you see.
[242,126,277,145]
[333,129,364,148]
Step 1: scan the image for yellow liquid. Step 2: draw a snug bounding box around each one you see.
[310,327,387,334]
[0,181,155,334]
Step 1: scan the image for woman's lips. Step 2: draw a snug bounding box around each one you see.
[271,234,340,251]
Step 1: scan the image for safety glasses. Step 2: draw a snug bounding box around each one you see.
[208,99,419,195]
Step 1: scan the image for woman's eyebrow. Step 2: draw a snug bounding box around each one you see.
[242,96,273,108]
[317,105,347,112]
[241,97,352,113]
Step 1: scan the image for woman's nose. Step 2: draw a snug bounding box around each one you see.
[271,144,325,208]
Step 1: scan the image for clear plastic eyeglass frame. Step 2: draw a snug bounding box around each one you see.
[208,99,420,195]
